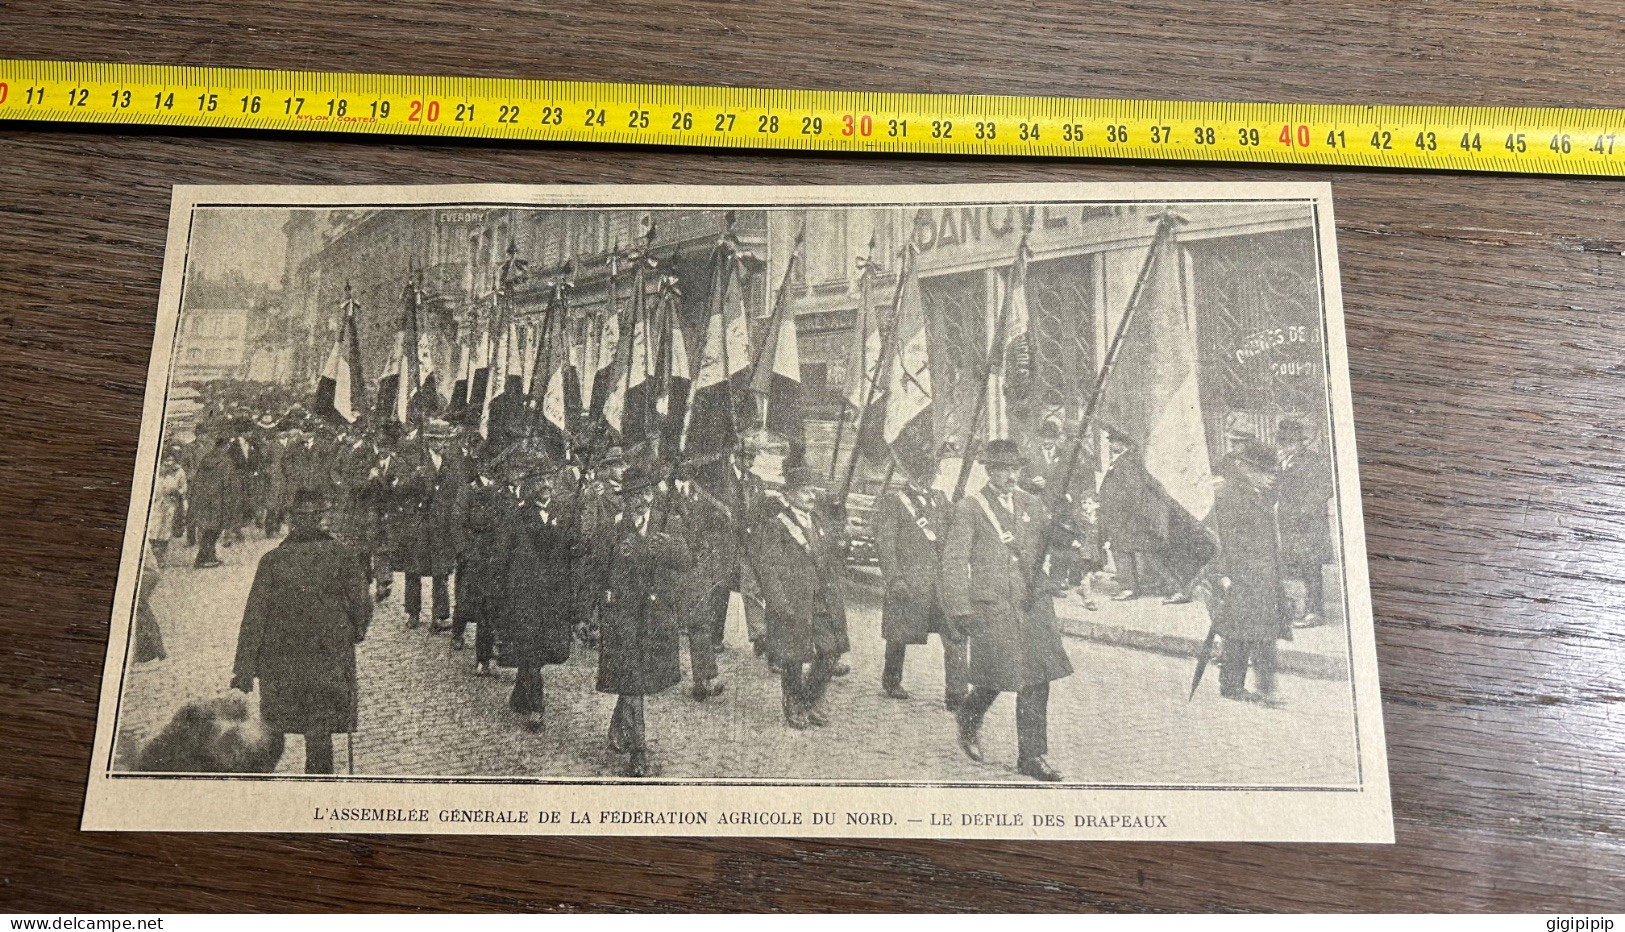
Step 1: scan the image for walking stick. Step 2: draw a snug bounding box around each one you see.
[347,731,355,775]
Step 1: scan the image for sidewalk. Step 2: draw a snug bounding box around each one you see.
[847,566,1352,682]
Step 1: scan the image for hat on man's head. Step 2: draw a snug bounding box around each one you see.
[601,445,625,466]
[255,413,278,430]
[978,439,1026,468]
[620,462,661,495]
[288,489,330,515]
[784,465,824,491]
[1228,438,1279,474]
[422,418,459,440]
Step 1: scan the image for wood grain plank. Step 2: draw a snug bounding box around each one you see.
[2,0,1623,911]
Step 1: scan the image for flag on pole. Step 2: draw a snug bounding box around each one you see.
[480,319,514,439]
[749,235,804,451]
[1094,223,1215,522]
[516,323,534,396]
[539,290,572,434]
[658,281,692,455]
[622,264,661,443]
[603,279,645,438]
[463,329,492,430]
[448,340,472,417]
[680,246,749,464]
[843,263,885,412]
[847,256,892,465]
[987,238,1033,440]
[883,246,935,480]
[385,332,409,425]
[315,300,363,425]
[588,296,622,421]
[719,247,754,386]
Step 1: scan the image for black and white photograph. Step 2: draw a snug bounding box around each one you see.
[82,182,1389,839]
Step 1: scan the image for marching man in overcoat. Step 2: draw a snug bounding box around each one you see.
[756,465,850,729]
[876,456,967,707]
[1208,439,1292,706]
[1274,419,1334,628]
[669,462,733,701]
[941,439,1074,782]
[188,428,246,568]
[496,460,579,731]
[597,463,694,776]
[231,489,371,774]
[454,466,508,668]
[391,418,467,631]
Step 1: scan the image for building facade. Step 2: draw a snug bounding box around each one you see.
[769,200,1326,475]
[281,207,769,408]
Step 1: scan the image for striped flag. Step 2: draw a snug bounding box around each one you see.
[987,237,1032,441]
[462,329,492,430]
[448,340,472,418]
[315,294,363,425]
[1095,221,1214,521]
[680,244,752,466]
[658,284,692,455]
[384,333,409,425]
[749,233,804,452]
[883,246,935,480]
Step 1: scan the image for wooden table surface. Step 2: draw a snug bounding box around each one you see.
[2,0,1622,913]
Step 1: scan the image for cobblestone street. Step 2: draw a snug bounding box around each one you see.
[115,533,1362,785]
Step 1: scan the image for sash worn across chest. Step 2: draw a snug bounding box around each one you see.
[974,489,1029,564]
[897,491,936,542]
[777,511,812,552]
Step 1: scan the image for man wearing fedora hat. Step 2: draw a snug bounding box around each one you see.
[1208,438,1292,706]
[391,417,468,632]
[596,462,694,775]
[495,457,579,731]
[941,438,1074,782]
[756,465,850,729]
[876,454,966,708]
[1275,419,1334,629]
[231,489,371,773]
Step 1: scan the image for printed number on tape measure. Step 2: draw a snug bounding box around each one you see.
[1,60,1622,175]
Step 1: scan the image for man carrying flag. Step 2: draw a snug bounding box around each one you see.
[941,439,1072,782]
[874,244,968,707]
[1093,213,1217,603]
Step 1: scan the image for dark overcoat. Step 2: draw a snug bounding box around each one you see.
[1098,451,1176,555]
[755,507,849,664]
[188,439,244,531]
[876,486,948,645]
[940,486,1073,692]
[454,483,508,630]
[262,436,289,515]
[596,515,693,695]
[573,480,622,618]
[389,444,467,577]
[1275,450,1334,563]
[669,483,739,625]
[232,529,371,734]
[496,498,578,667]
[282,438,327,498]
[1208,477,1291,644]
[328,439,386,552]
[1098,451,1170,553]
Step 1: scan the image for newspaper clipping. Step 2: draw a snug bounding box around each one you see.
[82,182,1390,840]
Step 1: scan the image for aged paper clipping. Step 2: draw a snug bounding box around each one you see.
[83,182,1391,840]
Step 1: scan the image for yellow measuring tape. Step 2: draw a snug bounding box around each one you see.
[3,59,1622,175]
